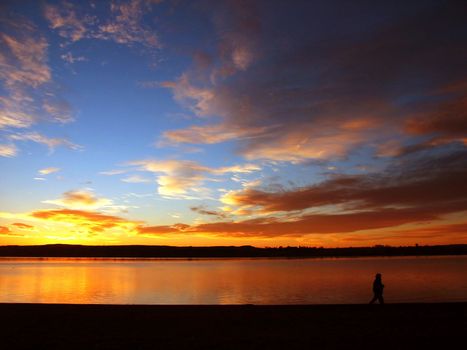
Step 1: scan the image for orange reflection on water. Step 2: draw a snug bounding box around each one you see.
[0,256,466,304]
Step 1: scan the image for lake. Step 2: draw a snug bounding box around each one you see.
[1,256,466,304]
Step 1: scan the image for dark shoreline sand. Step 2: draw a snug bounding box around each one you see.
[1,303,465,349]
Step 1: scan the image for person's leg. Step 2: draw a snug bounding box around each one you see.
[369,295,377,304]
[378,295,384,304]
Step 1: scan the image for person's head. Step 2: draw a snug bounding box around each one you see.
[375,273,382,280]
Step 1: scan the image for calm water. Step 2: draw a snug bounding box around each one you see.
[1,256,466,304]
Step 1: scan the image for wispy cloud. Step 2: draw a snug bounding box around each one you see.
[42,98,75,124]
[190,205,227,219]
[0,143,18,157]
[43,189,112,210]
[121,175,152,183]
[38,167,60,175]
[99,169,128,176]
[0,15,78,156]
[9,132,82,152]
[44,0,161,49]
[44,1,91,42]
[60,52,87,64]
[0,31,50,87]
[11,222,35,230]
[161,123,272,146]
[96,0,159,48]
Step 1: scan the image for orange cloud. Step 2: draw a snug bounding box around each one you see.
[97,0,160,48]
[43,190,112,209]
[0,32,50,87]
[0,226,12,235]
[134,207,446,238]
[221,150,467,215]
[44,2,88,42]
[404,93,467,151]
[161,74,215,116]
[44,0,161,53]
[11,222,35,230]
[30,209,138,234]
[137,224,190,235]
[162,123,270,145]
[0,225,24,236]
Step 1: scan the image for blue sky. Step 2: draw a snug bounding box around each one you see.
[1,0,467,247]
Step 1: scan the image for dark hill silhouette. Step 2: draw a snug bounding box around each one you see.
[0,244,466,258]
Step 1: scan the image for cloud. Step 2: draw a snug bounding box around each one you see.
[99,169,128,176]
[9,132,82,152]
[221,150,467,216]
[162,123,272,146]
[121,175,152,183]
[0,224,27,236]
[44,2,90,42]
[0,225,12,235]
[0,95,35,129]
[97,0,159,48]
[42,98,75,124]
[160,1,467,163]
[135,206,467,239]
[0,19,51,131]
[404,92,467,150]
[129,159,260,198]
[160,75,215,116]
[11,222,34,230]
[214,163,261,175]
[0,31,50,87]
[132,208,434,238]
[0,15,78,156]
[60,52,87,64]
[190,205,227,219]
[137,80,160,88]
[43,190,113,210]
[44,0,161,50]
[38,167,60,175]
[210,0,261,78]
[30,209,138,234]
[137,223,190,235]
[0,143,18,157]
[130,159,210,198]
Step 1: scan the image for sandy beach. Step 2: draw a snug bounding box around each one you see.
[1,303,465,349]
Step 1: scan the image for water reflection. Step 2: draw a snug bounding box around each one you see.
[0,256,466,304]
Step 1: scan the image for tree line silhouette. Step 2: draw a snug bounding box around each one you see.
[0,244,466,258]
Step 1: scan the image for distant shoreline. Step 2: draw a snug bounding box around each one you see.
[0,243,466,258]
[1,303,465,349]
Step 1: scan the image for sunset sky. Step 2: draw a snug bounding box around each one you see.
[1,0,466,247]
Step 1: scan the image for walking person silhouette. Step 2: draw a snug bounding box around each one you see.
[369,273,384,304]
